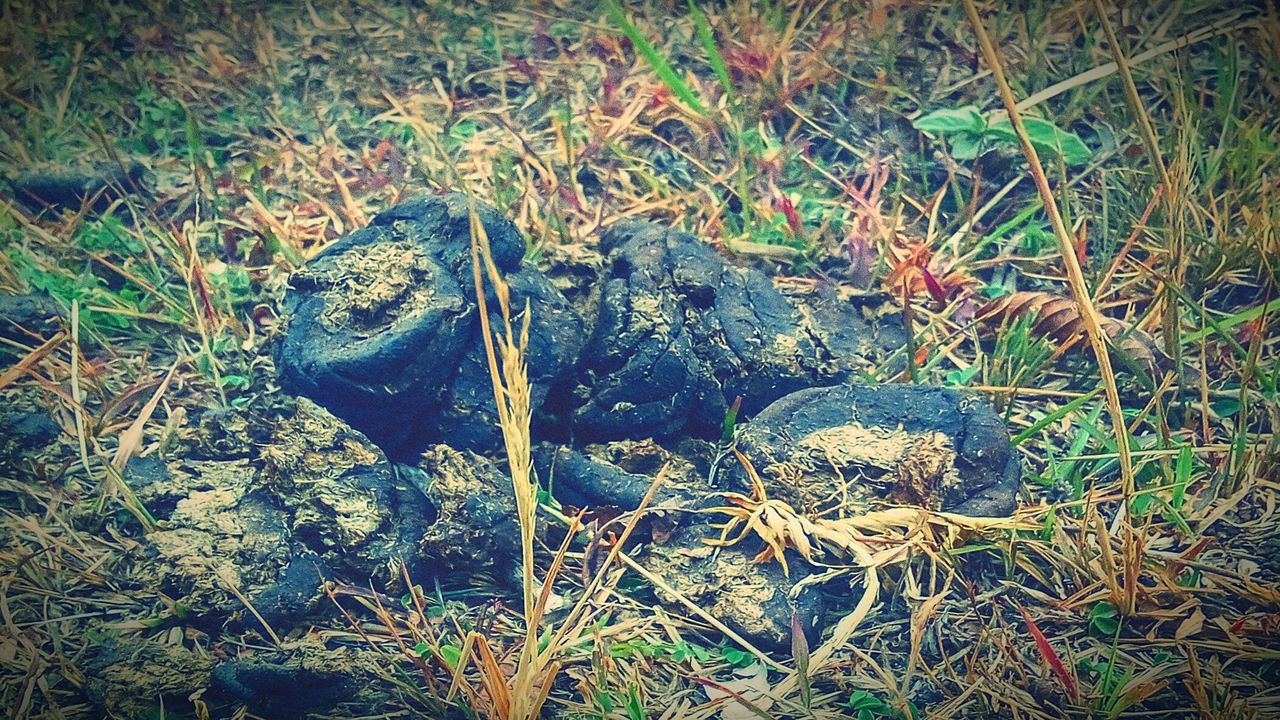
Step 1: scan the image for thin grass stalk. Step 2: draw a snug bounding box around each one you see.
[1014,12,1252,113]
[688,0,733,100]
[543,467,668,661]
[468,202,542,718]
[960,0,1140,615]
[533,478,788,673]
[69,301,91,480]
[1087,0,1172,191]
[1088,0,1186,379]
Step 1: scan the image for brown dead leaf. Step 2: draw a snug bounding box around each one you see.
[978,290,1165,372]
[1175,608,1206,640]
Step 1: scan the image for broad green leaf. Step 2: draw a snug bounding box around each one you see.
[1131,492,1156,516]
[1089,601,1120,635]
[1172,445,1192,508]
[988,117,1093,165]
[625,686,646,720]
[913,106,985,135]
[949,131,983,160]
[849,691,886,711]
[596,689,614,713]
[218,374,250,389]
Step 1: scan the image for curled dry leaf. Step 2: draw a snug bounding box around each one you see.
[704,452,1035,577]
[701,662,774,720]
[978,291,1166,373]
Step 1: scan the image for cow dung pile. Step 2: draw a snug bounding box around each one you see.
[101,193,1020,716]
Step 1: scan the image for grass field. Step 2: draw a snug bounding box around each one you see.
[1,0,1278,718]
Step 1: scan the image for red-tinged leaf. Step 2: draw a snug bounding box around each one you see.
[251,304,275,328]
[771,77,816,113]
[1168,536,1213,574]
[1018,604,1078,702]
[919,266,948,304]
[531,20,557,59]
[1266,614,1280,634]
[502,51,540,81]
[1223,611,1280,637]
[1237,316,1267,345]
[778,194,802,235]
[791,611,812,706]
[558,184,584,212]
[723,46,769,80]
[1180,536,1213,561]
[190,261,219,327]
[368,139,393,168]
[648,85,671,109]
[1228,615,1249,635]
[845,231,875,289]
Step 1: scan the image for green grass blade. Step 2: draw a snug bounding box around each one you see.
[1013,387,1103,445]
[688,0,733,99]
[602,0,707,115]
[1179,297,1280,348]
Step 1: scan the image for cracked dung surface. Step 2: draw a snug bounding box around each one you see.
[571,220,902,442]
[726,383,1021,517]
[261,204,1019,658]
[277,193,583,457]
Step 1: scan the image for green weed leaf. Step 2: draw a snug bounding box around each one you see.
[439,644,462,669]
[913,106,985,135]
[1089,601,1120,636]
[624,685,646,720]
[948,132,983,159]
[988,117,1092,165]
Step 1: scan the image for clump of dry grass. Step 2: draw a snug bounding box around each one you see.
[467,196,554,718]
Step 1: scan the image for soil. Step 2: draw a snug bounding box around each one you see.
[83,636,216,719]
[0,294,63,342]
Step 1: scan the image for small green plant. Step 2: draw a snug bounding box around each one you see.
[720,395,743,443]
[718,645,756,669]
[914,105,1092,165]
[76,214,144,255]
[126,84,189,155]
[204,261,253,313]
[660,640,710,664]
[847,690,919,720]
[1078,653,1158,719]
[414,641,462,670]
[1088,601,1120,636]
[989,313,1055,390]
[623,685,646,720]
[609,638,659,659]
[944,363,981,387]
